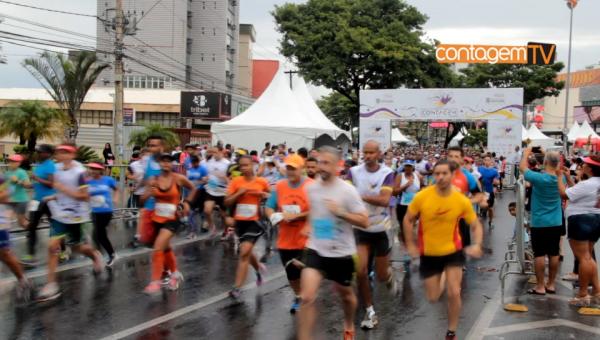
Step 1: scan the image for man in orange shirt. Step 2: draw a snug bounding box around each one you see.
[225,155,270,302]
[265,154,312,314]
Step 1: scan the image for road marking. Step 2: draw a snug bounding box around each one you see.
[482,318,600,336]
[465,287,503,340]
[98,270,286,340]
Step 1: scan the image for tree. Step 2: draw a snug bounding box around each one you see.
[317,92,357,131]
[273,0,456,119]
[459,63,565,104]
[0,100,67,153]
[22,51,110,141]
[462,128,488,150]
[128,124,180,151]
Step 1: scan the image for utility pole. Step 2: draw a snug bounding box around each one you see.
[563,0,578,154]
[284,70,298,89]
[114,0,125,161]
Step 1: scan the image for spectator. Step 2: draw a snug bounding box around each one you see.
[103,143,115,166]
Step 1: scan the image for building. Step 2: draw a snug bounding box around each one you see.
[237,24,256,98]
[541,67,600,131]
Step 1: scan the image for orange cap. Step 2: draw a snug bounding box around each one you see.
[284,154,305,169]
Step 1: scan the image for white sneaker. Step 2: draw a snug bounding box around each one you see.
[167,271,184,290]
[360,310,379,329]
[37,282,61,302]
[106,254,118,268]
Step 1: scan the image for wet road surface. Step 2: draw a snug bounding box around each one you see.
[1,191,599,339]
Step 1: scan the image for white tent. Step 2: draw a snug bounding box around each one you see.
[567,122,582,142]
[526,125,555,148]
[391,128,412,144]
[449,130,466,147]
[521,125,529,141]
[211,69,349,151]
[577,120,600,140]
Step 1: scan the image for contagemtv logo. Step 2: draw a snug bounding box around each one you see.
[436,42,556,65]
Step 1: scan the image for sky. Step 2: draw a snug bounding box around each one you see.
[1,0,599,95]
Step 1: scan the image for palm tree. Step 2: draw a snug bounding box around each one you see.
[129,124,180,151]
[0,100,67,152]
[22,51,110,141]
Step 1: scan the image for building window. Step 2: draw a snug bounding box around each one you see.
[214,1,216,9]
[201,27,205,35]
[200,53,204,61]
[211,81,215,89]
[213,27,216,36]
[212,53,215,62]
[186,38,192,54]
[202,1,205,9]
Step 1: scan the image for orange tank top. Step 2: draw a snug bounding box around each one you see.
[275,178,312,250]
[152,176,180,223]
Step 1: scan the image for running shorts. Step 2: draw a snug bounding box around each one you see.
[235,220,264,244]
[0,230,10,249]
[530,226,562,257]
[153,220,181,234]
[354,229,392,257]
[568,214,600,242]
[49,220,84,246]
[191,188,206,211]
[279,248,304,281]
[419,251,466,279]
[304,248,356,286]
[205,193,226,210]
[486,192,495,208]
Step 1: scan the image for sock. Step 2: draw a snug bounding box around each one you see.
[366,305,375,315]
[151,251,165,281]
[164,249,178,273]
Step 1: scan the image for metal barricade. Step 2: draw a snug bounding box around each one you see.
[498,176,534,307]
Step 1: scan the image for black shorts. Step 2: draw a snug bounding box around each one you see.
[568,214,600,242]
[486,192,495,208]
[304,248,356,286]
[235,220,264,244]
[205,193,226,210]
[153,220,181,234]
[191,188,206,211]
[419,251,466,279]
[354,229,392,257]
[530,226,562,257]
[279,249,304,281]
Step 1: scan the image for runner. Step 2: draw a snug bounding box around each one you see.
[87,162,119,267]
[142,153,196,295]
[23,144,56,266]
[225,155,270,301]
[5,154,30,229]
[203,146,231,237]
[347,140,397,330]
[479,154,500,228]
[186,155,208,238]
[298,146,369,340]
[0,177,32,303]
[393,159,422,269]
[37,143,103,302]
[265,154,312,313]
[305,157,319,180]
[403,159,483,340]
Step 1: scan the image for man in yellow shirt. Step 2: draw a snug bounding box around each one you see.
[403,159,483,340]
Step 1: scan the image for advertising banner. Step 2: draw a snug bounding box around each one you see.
[180,92,221,119]
[359,119,391,151]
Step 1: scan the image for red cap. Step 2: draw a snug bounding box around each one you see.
[464,156,474,163]
[56,145,77,153]
[87,162,105,170]
[583,157,600,167]
[8,154,24,162]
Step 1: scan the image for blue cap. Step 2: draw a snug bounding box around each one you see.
[403,160,416,167]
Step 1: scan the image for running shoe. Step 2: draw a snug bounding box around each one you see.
[229,287,242,302]
[445,330,457,340]
[200,227,209,233]
[360,310,378,329]
[58,248,71,263]
[167,271,184,291]
[15,279,33,304]
[256,263,267,286]
[343,330,355,340]
[37,282,61,302]
[106,254,118,268]
[186,233,197,240]
[19,255,39,268]
[143,281,162,296]
[161,271,172,286]
[290,297,301,314]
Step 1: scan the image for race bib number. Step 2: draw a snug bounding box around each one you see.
[47,200,90,224]
[313,218,335,240]
[236,204,257,218]
[90,195,106,208]
[400,192,416,205]
[28,200,40,212]
[282,205,301,214]
[155,203,177,218]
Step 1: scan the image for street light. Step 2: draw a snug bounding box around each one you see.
[562,0,578,152]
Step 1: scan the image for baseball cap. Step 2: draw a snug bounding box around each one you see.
[236,149,247,156]
[434,153,440,158]
[159,152,175,161]
[8,154,24,162]
[87,162,105,170]
[583,156,600,167]
[35,144,54,154]
[56,144,77,153]
[403,160,416,167]
[284,154,305,169]
[464,156,474,163]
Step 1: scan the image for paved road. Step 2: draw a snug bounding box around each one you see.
[1,191,599,339]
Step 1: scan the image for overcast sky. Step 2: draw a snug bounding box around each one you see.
[1,0,599,92]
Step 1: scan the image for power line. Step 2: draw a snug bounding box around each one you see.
[135,0,165,25]
[0,13,105,43]
[0,0,104,20]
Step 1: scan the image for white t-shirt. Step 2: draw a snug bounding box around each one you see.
[306,178,366,258]
[49,161,90,224]
[565,177,600,217]
[129,160,146,195]
[348,164,394,232]
[205,158,230,197]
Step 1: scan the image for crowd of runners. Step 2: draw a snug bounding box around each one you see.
[1,136,599,340]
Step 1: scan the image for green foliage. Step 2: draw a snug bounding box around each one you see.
[273,0,456,111]
[13,145,28,154]
[22,51,110,141]
[459,63,565,104]
[128,124,180,151]
[462,128,488,150]
[76,145,101,164]
[317,92,357,130]
[0,100,67,152]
